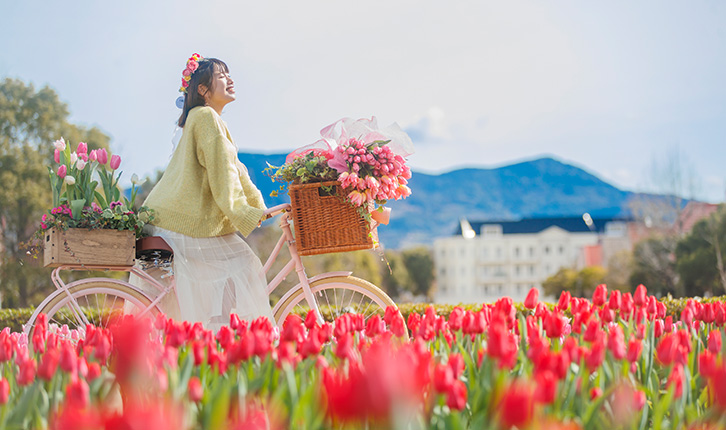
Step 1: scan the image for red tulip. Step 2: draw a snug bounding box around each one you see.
[709,363,726,411]
[627,338,643,363]
[633,284,647,307]
[335,332,356,361]
[0,331,13,363]
[17,355,36,386]
[87,362,101,381]
[487,320,518,369]
[66,377,90,409]
[699,351,716,378]
[558,291,571,312]
[621,292,634,317]
[544,310,567,339]
[590,387,602,400]
[365,315,385,338]
[188,376,203,402]
[585,339,606,372]
[448,353,465,379]
[656,302,667,319]
[535,370,558,404]
[215,325,235,350]
[584,319,601,343]
[448,307,464,331]
[499,382,535,429]
[446,379,468,410]
[646,296,657,318]
[524,288,539,309]
[607,326,626,360]
[667,364,684,398]
[38,346,60,381]
[654,319,664,338]
[299,328,323,359]
[708,329,722,353]
[592,284,607,307]
[59,341,77,374]
[608,290,622,310]
[0,379,8,405]
[391,314,407,338]
[433,363,454,392]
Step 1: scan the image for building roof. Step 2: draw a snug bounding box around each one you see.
[454,216,629,236]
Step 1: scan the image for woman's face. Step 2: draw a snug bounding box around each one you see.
[200,66,236,112]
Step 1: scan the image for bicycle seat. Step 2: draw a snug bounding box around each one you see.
[136,236,174,261]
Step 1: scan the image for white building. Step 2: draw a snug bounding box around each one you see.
[433,215,632,304]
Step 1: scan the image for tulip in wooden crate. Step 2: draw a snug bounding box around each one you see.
[44,228,136,267]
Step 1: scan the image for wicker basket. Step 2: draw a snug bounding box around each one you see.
[289,181,376,256]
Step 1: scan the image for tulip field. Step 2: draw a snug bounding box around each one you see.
[0,285,725,429]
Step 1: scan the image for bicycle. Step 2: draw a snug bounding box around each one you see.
[23,203,399,338]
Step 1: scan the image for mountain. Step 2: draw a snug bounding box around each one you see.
[238,153,636,249]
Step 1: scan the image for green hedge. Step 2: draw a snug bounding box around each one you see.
[3,295,723,333]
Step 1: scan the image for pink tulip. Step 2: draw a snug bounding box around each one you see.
[57,165,67,179]
[77,142,87,154]
[97,148,108,165]
[89,150,98,162]
[54,149,60,163]
[110,154,121,170]
[53,137,66,151]
[76,159,87,171]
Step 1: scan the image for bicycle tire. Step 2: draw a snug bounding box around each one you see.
[25,280,158,340]
[273,275,397,325]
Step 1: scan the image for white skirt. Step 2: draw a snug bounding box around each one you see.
[131,226,275,329]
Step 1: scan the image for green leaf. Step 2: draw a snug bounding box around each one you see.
[70,199,85,220]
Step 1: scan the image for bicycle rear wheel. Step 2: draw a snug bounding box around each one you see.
[25,279,158,340]
[273,275,397,324]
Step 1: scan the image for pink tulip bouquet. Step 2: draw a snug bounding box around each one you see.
[35,137,153,239]
[270,117,414,221]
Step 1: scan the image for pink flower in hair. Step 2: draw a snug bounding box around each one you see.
[182,78,189,88]
[182,68,192,77]
[187,60,199,72]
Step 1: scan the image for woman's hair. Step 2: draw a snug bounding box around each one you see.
[177,58,229,127]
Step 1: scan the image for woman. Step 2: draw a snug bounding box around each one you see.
[139,54,274,328]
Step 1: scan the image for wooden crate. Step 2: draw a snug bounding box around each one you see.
[44,228,136,267]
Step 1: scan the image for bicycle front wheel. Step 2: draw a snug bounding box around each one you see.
[25,279,158,339]
[273,276,396,324]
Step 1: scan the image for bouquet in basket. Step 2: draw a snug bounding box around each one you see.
[270,117,414,223]
[33,137,154,241]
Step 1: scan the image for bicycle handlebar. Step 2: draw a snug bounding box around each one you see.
[263,203,291,219]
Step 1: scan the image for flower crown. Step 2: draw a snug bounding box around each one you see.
[179,53,204,93]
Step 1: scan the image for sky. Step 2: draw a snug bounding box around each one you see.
[2,0,725,202]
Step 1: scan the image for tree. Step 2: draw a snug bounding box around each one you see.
[400,246,434,299]
[630,237,679,297]
[626,146,701,298]
[378,250,411,299]
[542,266,607,299]
[0,78,111,308]
[675,205,726,296]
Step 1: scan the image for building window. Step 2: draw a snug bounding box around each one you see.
[514,247,520,258]
[529,246,535,257]
[496,247,502,258]
[559,245,565,255]
[544,246,550,255]
[482,224,503,237]
[515,266,521,276]
[529,265,535,275]
[498,285,503,294]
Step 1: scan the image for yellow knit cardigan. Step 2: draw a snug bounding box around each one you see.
[144,106,266,237]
